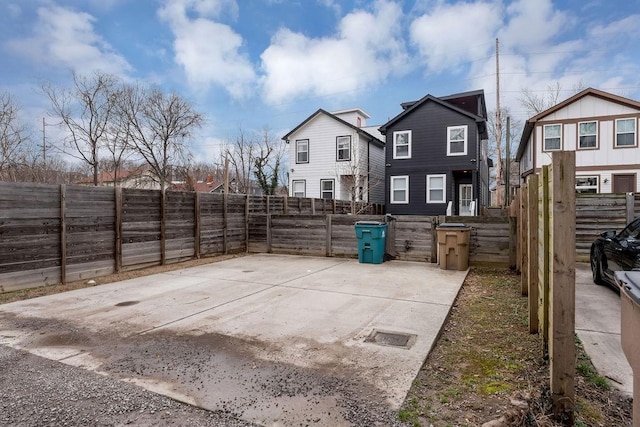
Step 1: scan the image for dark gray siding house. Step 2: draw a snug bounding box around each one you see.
[379,90,490,216]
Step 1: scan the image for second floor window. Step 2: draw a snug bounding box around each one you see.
[296,139,309,163]
[336,136,351,161]
[578,121,597,149]
[543,124,562,151]
[616,118,637,147]
[393,131,411,159]
[447,125,468,156]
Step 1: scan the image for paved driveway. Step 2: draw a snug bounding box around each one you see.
[576,263,632,395]
[0,254,467,426]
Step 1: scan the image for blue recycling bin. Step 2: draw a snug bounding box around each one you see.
[355,221,387,264]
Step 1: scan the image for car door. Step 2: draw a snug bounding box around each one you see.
[605,219,640,277]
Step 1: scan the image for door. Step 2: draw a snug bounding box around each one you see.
[458,184,473,216]
[613,174,636,193]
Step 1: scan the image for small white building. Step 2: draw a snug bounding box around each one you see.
[282,108,385,204]
[516,88,640,193]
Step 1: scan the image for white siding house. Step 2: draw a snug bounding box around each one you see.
[516,88,640,193]
[283,108,385,204]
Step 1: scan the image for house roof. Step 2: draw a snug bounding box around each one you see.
[379,91,487,136]
[516,87,640,161]
[281,108,385,147]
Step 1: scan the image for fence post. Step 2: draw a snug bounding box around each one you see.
[194,191,201,259]
[160,190,166,265]
[527,174,539,334]
[266,214,272,253]
[549,151,576,422]
[312,198,316,215]
[539,165,550,349]
[521,181,529,296]
[515,189,521,274]
[325,214,332,257]
[115,187,122,272]
[245,194,250,252]
[508,194,518,270]
[60,184,67,284]
[223,194,228,254]
[431,216,439,263]
[627,192,635,223]
[283,194,289,215]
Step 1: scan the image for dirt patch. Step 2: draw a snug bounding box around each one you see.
[400,267,633,426]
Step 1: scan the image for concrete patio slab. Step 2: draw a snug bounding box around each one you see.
[0,254,468,425]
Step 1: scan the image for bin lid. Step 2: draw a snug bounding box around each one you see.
[615,271,640,305]
[437,223,468,228]
[355,221,386,226]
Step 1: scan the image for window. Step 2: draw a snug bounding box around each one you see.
[447,125,467,156]
[393,131,411,159]
[575,176,598,194]
[296,139,309,163]
[336,136,351,161]
[390,176,409,204]
[320,179,334,199]
[616,118,637,147]
[292,180,306,198]
[427,174,446,203]
[543,124,562,151]
[578,121,597,149]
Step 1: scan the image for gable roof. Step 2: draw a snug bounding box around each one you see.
[516,87,640,161]
[281,108,385,147]
[379,91,487,136]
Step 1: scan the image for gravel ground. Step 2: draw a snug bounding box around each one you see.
[0,345,257,427]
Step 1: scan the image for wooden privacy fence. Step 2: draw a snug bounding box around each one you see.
[0,181,510,293]
[519,152,576,423]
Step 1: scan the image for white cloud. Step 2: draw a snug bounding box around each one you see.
[260,0,408,105]
[500,0,571,51]
[5,5,131,76]
[410,1,502,73]
[158,0,254,98]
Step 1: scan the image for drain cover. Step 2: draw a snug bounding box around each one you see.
[364,330,416,349]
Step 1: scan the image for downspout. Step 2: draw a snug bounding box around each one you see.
[367,138,371,202]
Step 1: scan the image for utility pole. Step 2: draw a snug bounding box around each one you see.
[495,38,503,207]
[505,116,511,207]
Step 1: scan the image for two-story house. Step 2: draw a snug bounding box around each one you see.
[282,108,385,204]
[516,88,640,193]
[379,90,490,216]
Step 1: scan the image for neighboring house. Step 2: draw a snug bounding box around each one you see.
[282,108,385,204]
[379,90,490,216]
[77,169,161,189]
[516,87,640,193]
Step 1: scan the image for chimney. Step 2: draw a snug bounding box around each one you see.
[206,174,213,184]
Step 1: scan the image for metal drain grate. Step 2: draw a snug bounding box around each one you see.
[364,330,416,349]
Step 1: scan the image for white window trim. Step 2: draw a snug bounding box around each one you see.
[336,136,351,161]
[295,139,309,164]
[446,125,468,156]
[292,180,306,198]
[426,174,446,203]
[392,130,412,159]
[320,179,334,199]
[576,176,599,193]
[543,124,562,151]
[615,118,637,147]
[578,120,598,149]
[390,175,409,204]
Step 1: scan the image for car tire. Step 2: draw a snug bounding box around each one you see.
[591,247,605,286]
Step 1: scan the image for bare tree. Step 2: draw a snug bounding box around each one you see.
[119,84,202,192]
[223,128,256,194]
[43,72,119,186]
[253,127,285,195]
[487,108,522,206]
[519,80,586,116]
[0,92,32,182]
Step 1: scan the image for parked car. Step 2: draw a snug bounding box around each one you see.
[591,217,640,288]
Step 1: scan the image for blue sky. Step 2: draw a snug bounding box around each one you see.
[2,0,640,161]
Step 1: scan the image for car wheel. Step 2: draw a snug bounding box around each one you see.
[591,247,605,286]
